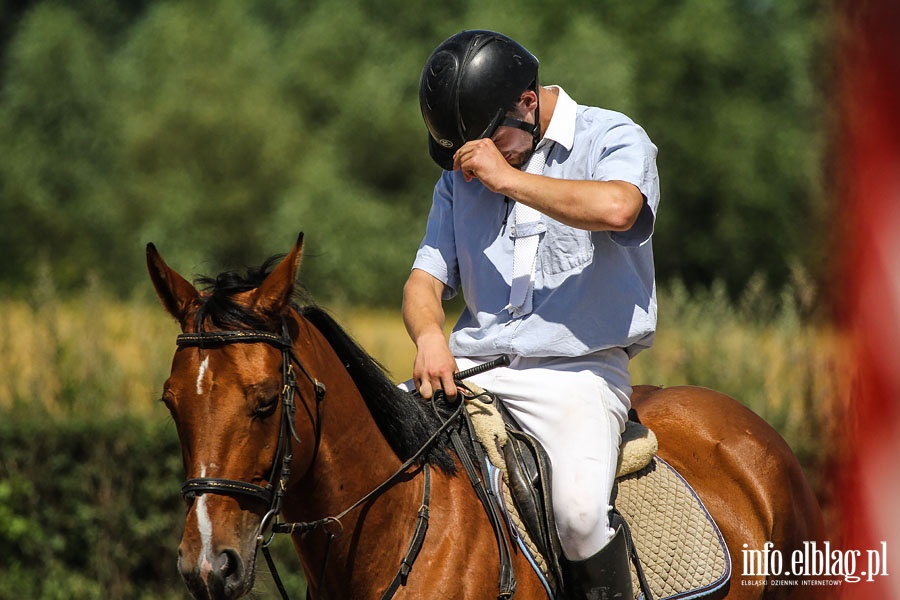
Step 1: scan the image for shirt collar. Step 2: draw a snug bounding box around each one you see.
[538,85,576,151]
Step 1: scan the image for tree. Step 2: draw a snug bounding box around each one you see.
[0,0,832,304]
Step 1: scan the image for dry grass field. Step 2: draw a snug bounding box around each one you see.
[0,277,852,519]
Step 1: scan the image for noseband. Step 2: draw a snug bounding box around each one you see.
[175,322,326,537]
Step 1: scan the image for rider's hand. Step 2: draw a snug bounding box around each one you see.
[453,138,517,193]
[413,332,459,402]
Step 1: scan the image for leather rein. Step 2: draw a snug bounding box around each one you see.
[173,322,494,600]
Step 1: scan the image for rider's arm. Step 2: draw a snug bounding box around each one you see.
[402,268,458,400]
[497,172,644,232]
[454,138,644,232]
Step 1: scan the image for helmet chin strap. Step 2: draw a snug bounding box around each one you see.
[531,87,541,150]
[498,85,541,152]
[498,116,536,133]
[490,82,542,157]
[499,110,541,152]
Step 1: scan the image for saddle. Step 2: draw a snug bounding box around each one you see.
[462,383,731,600]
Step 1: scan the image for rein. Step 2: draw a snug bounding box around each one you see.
[175,322,510,599]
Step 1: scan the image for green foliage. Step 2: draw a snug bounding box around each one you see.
[0,414,307,599]
[116,1,307,271]
[0,0,832,304]
[628,0,833,294]
[0,416,184,599]
[0,4,120,291]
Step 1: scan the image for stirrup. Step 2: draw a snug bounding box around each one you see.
[563,523,633,600]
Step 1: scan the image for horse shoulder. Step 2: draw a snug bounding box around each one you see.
[404,467,547,599]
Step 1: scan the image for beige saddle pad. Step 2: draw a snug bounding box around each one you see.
[615,457,731,599]
[464,386,731,599]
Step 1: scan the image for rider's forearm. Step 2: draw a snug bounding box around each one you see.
[402,269,459,399]
[498,173,644,232]
[402,268,447,346]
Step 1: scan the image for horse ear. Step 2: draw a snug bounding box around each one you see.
[146,242,200,323]
[250,232,304,318]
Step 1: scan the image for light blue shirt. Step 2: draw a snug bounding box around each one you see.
[412,87,659,358]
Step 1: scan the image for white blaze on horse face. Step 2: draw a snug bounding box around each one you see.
[196,356,210,396]
[196,466,214,580]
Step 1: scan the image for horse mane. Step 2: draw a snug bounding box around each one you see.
[194,258,458,473]
[299,305,458,473]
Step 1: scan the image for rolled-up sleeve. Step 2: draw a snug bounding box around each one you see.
[591,119,660,248]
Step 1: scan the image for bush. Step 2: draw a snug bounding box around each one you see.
[0,415,183,598]
[0,414,306,599]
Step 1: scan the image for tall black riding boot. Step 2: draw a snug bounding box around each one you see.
[564,523,633,600]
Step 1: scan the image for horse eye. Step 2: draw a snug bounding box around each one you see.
[161,388,177,409]
[254,394,279,418]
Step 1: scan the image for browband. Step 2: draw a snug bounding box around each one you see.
[176,329,291,350]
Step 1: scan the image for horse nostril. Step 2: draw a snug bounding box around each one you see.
[220,548,243,585]
[203,548,245,597]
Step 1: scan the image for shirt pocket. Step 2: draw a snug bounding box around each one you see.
[539,221,594,275]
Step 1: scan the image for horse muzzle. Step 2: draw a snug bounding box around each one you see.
[179,546,250,600]
[177,495,261,600]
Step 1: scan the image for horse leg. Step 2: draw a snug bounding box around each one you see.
[631,386,831,599]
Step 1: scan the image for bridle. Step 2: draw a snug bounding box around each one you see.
[175,321,327,554]
[172,319,435,600]
[173,319,510,599]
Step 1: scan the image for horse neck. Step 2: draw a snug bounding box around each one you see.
[284,313,405,523]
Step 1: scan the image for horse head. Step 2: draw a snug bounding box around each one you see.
[147,233,318,599]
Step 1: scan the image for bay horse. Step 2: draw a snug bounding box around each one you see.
[147,233,828,599]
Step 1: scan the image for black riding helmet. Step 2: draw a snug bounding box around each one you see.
[419,30,540,170]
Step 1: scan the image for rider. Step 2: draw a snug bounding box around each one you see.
[403,30,659,598]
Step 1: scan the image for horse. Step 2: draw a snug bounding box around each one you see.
[147,233,829,599]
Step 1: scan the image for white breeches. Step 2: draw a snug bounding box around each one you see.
[404,349,632,561]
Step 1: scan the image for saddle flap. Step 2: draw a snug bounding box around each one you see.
[502,426,565,592]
